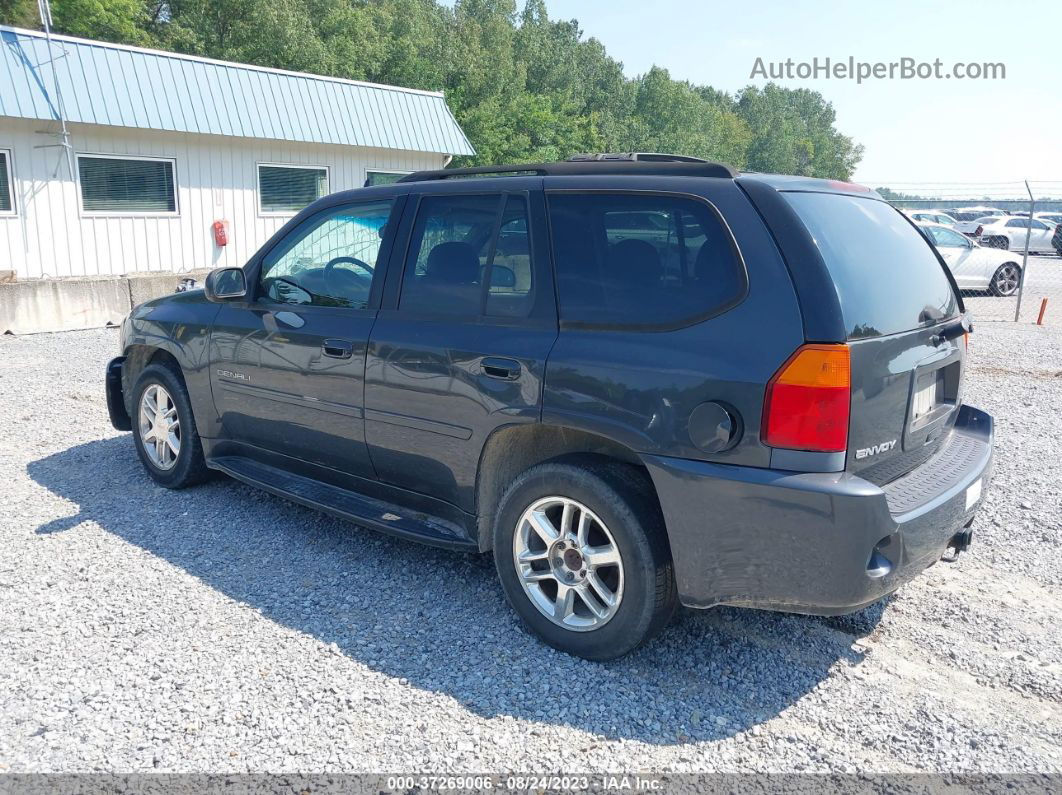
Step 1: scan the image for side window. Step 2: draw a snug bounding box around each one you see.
[1006,218,1028,228]
[1030,219,1049,230]
[399,193,534,318]
[548,193,744,328]
[258,200,393,308]
[933,227,968,247]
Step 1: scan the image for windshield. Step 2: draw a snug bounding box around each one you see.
[784,192,959,339]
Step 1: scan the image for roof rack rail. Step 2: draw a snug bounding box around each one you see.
[397,157,736,183]
[566,152,710,163]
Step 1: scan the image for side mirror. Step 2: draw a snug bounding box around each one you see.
[204,267,247,302]
[490,265,516,289]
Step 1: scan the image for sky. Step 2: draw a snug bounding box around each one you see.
[541,0,1062,190]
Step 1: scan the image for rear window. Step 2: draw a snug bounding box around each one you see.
[784,192,958,338]
[548,193,745,329]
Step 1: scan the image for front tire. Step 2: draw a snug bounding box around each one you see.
[131,362,210,489]
[989,262,1021,297]
[492,459,677,660]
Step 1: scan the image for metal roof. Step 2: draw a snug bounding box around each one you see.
[0,25,475,156]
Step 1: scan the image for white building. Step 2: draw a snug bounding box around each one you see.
[0,25,474,280]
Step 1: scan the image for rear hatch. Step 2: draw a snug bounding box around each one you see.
[782,191,966,485]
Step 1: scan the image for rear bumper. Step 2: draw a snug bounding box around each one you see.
[106,357,131,431]
[644,404,993,615]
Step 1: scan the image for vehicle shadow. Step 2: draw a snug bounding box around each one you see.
[28,437,885,746]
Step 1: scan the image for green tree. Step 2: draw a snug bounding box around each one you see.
[51,0,158,45]
[0,0,40,27]
[1,0,864,178]
[736,84,862,179]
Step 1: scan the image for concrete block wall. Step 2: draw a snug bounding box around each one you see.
[0,271,211,334]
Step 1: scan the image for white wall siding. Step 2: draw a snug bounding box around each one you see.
[0,118,445,279]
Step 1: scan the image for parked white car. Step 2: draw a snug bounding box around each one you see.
[904,209,959,227]
[977,216,1057,252]
[919,222,1023,296]
[946,206,1007,218]
[1034,212,1062,226]
[945,208,1004,237]
[1011,212,1062,223]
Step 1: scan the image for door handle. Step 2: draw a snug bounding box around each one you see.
[481,357,521,380]
[322,339,354,359]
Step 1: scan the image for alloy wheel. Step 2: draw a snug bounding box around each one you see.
[138,383,181,470]
[512,496,624,631]
[994,264,1020,296]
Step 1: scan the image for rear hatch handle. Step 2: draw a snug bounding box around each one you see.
[931,316,972,347]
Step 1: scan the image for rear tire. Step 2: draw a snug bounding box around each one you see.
[492,459,677,660]
[989,262,1021,297]
[131,362,210,489]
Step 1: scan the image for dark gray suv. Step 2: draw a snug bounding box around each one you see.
[105,155,993,660]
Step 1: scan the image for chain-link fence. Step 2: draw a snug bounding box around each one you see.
[870,181,1062,323]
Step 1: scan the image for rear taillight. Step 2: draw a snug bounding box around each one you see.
[762,344,851,453]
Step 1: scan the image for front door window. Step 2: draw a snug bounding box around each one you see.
[258,200,393,308]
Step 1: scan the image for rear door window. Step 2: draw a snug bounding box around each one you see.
[547,193,745,328]
[399,193,534,318]
[783,192,958,338]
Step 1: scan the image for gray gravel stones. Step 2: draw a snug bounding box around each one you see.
[0,323,1059,773]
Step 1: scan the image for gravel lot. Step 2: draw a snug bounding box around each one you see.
[0,323,1060,774]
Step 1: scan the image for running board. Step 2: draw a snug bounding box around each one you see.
[208,456,477,551]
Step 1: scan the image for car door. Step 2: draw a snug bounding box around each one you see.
[363,180,557,512]
[1005,218,1030,250]
[209,196,401,478]
[1029,219,1052,250]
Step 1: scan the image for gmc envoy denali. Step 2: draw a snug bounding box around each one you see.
[106,154,993,660]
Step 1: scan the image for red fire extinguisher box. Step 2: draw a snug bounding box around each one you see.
[212,220,229,247]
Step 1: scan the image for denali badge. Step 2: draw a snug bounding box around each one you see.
[217,369,250,382]
[855,439,897,459]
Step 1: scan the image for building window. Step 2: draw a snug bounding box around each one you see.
[258,164,329,214]
[77,154,177,214]
[0,149,13,215]
[365,170,410,187]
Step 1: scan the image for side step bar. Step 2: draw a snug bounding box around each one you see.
[208,456,477,551]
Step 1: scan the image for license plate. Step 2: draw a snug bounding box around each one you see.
[965,478,982,510]
[912,379,938,420]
